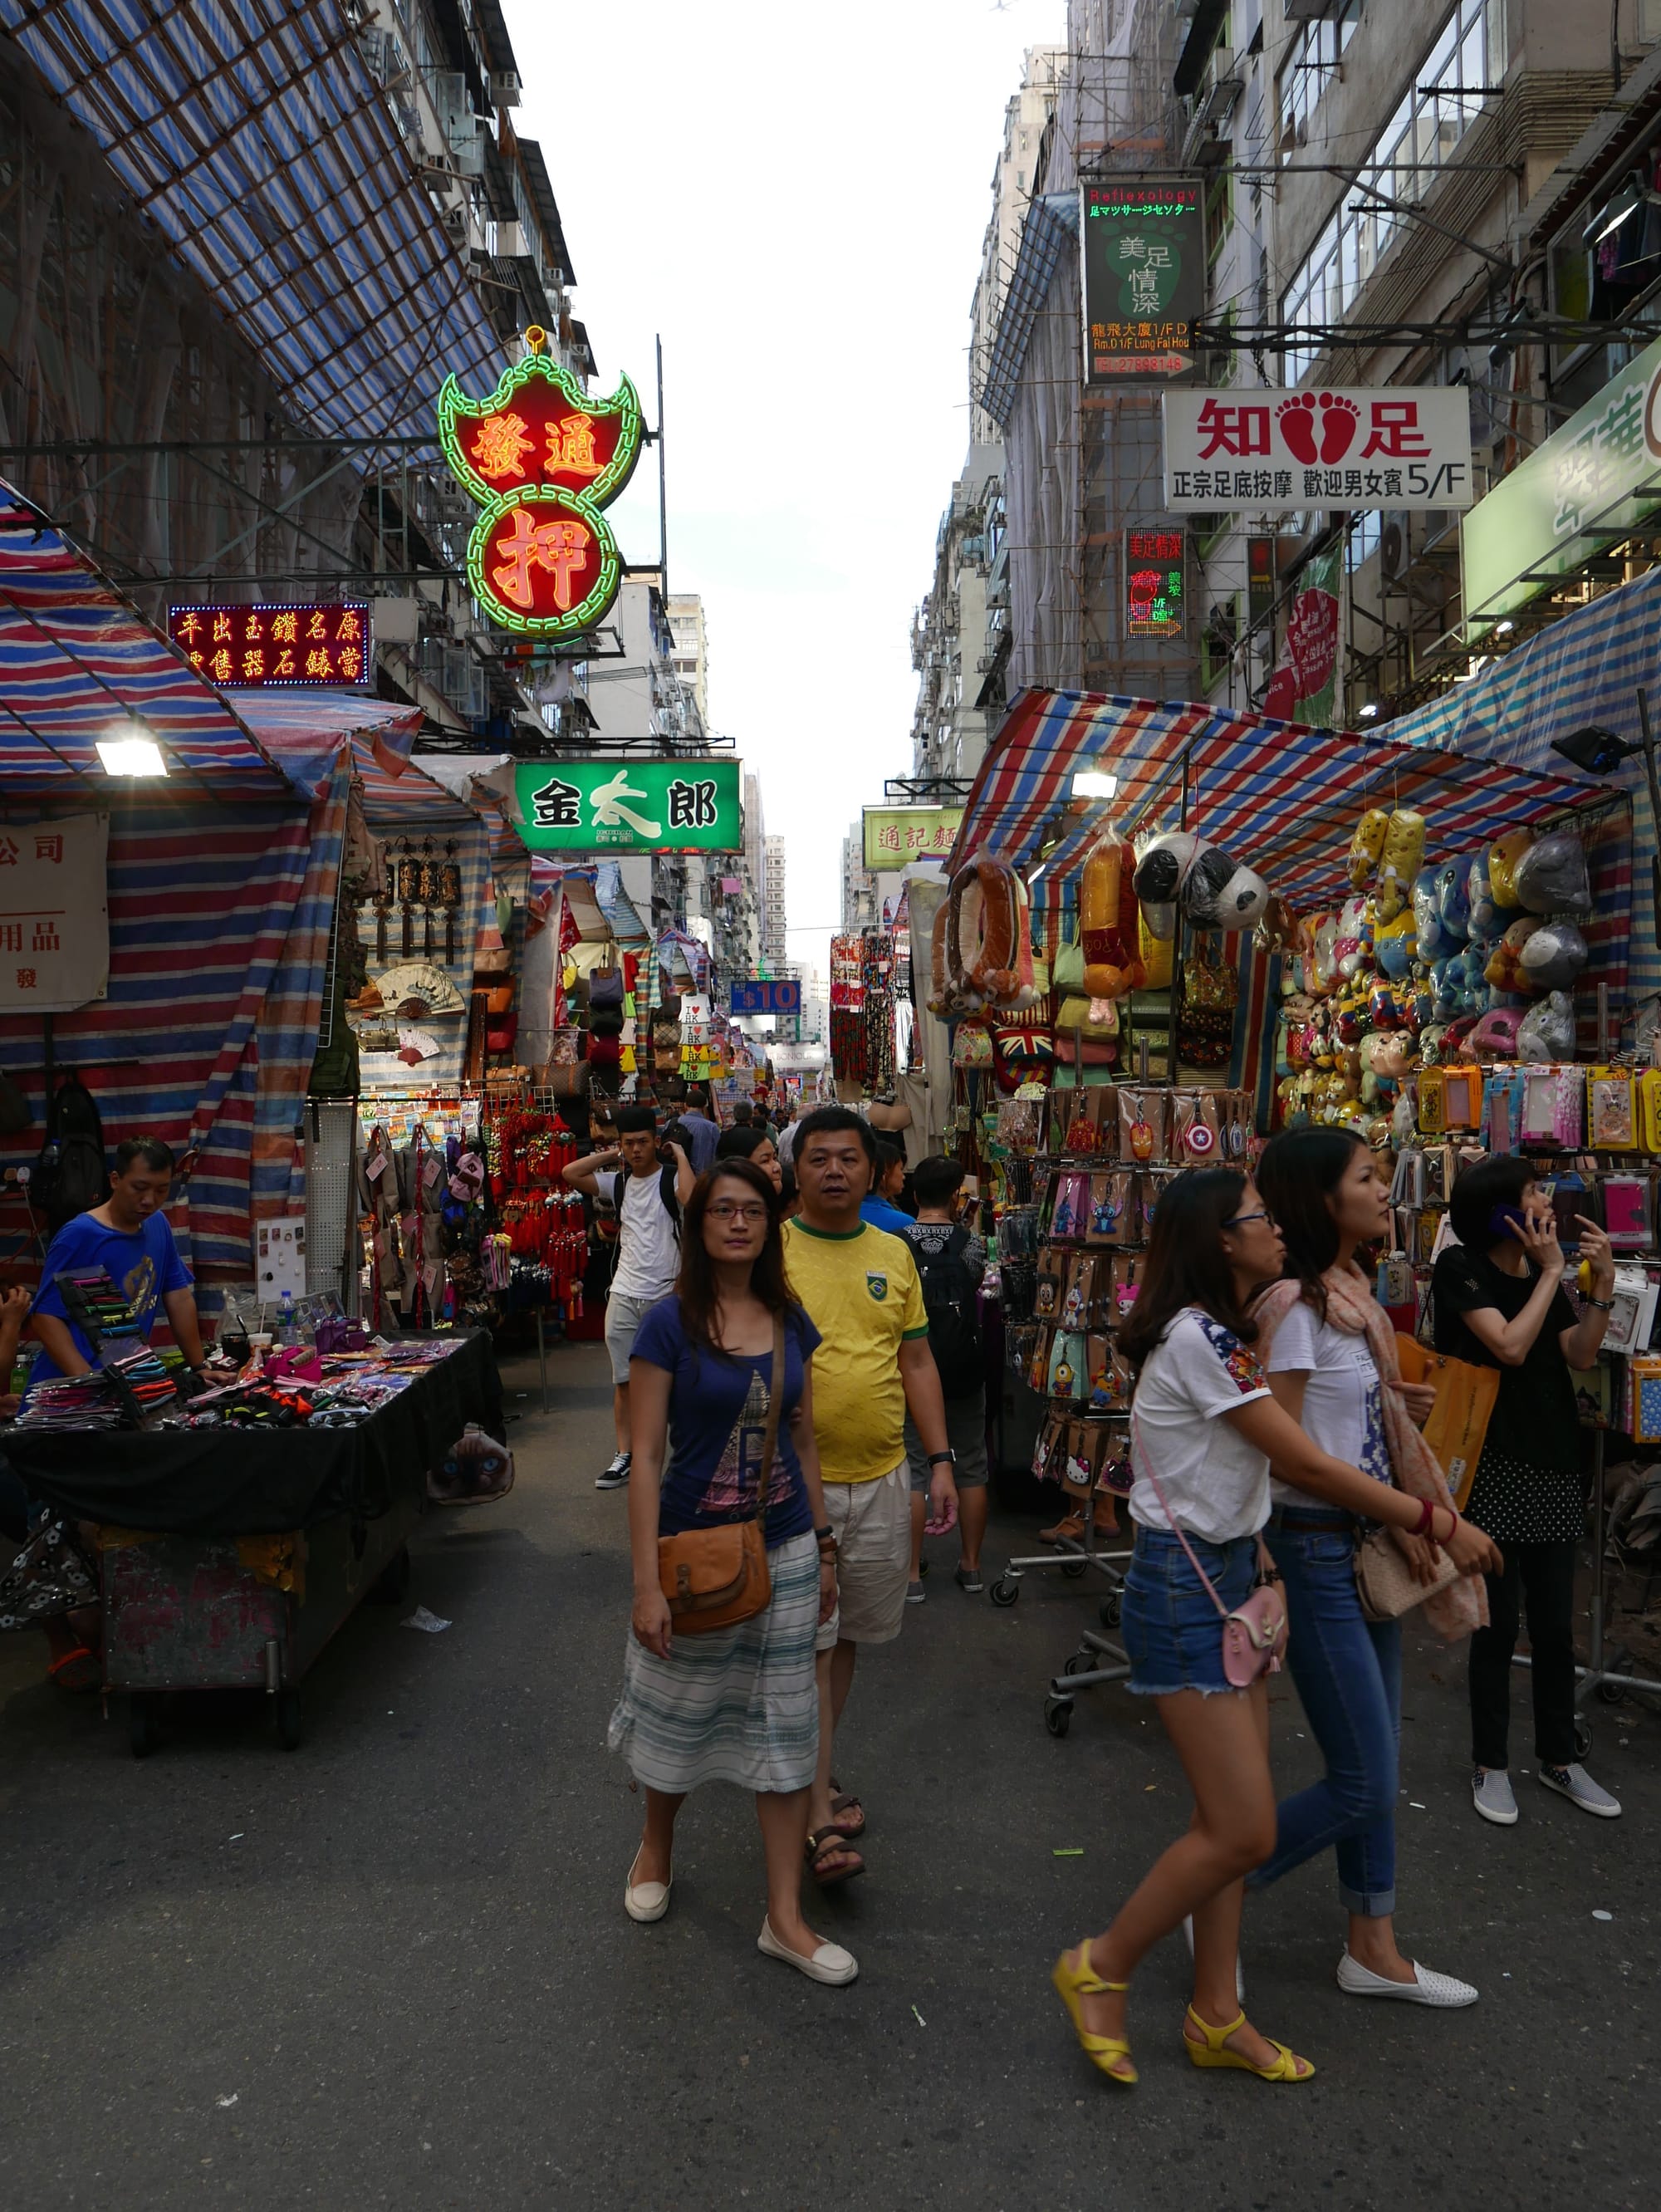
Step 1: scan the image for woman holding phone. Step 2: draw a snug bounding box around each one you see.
[1051,1169,1498,2092]
[1431,1155,1621,1825]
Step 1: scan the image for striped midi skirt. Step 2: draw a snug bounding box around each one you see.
[607,1529,821,1794]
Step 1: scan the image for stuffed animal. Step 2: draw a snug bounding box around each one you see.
[1079,834,1146,999]
[1516,989,1576,1060]
[1484,915,1541,994]
[1519,919,1589,993]
[1467,850,1508,939]
[1334,978,1370,1045]
[1255,895,1301,955]
[1417,1022,1450,1067]
[1489,827,1534,909]
[1513,831,1592,916]
[1403,974,1433,1034]
[1132,831,1196,936]
[1347,807,1389,890]
[1443,944,1488,1016]
[1182,840,1271,931]
[1373,905,1417,980]
[1376,809,1428,922]
[1306,912,1339,996]
[1368,977,1406,1031]
[1333,894,1373,980]
[1414,867,1459,964]
[1435,856,1471,942]
[1469,1007,1524,1060]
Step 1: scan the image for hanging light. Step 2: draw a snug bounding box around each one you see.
[96,718,168,776]
[1071,768,1120,799]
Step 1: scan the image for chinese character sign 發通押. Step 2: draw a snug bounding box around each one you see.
[167,603,371,686]
[1160,388,1474,513]
[0,812,110,1013]
[512,759,742,855]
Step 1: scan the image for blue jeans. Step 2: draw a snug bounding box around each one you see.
[1247,1513,1402,1918]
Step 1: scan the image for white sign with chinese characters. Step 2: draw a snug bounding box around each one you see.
[0,812,109,1013]
[1161,388,1473,513]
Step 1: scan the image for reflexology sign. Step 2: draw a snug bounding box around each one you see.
[1161,387,1472,512]
[437,327,643,638]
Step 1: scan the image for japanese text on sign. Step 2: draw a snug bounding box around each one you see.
[1161,388,1473,513]
[0,812,109,1012]
[1081,177,1204,387]
[168,603,371,686]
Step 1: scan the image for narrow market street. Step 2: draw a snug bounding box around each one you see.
[1,1340,1653,2211]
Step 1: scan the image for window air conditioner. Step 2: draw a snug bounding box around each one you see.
[490,70,522,106]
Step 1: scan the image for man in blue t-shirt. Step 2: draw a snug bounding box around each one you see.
[27,1136,205,1389]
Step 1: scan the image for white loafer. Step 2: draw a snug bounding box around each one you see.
[625,1850,672,1924]
[1336,1951,1477,2008]
[757,1917,858,1985]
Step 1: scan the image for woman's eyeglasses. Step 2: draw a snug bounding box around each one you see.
[708,1201,769,1223]
[1226,1209,1276,1231]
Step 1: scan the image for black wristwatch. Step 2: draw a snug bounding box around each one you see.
[928,1450,957,1467]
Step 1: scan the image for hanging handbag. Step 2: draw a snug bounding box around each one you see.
[1131,1408,1287,1685]
[1352,1524,1463,1623]
[655,1317,784,1634]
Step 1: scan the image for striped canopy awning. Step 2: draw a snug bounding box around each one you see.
[949,690,1609,912]
[0,483,294,798]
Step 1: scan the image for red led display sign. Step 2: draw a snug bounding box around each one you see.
[1124,529,1185,638]
[168,602,371,687]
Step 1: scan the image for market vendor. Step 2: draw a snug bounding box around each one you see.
[27,1137,207,1390]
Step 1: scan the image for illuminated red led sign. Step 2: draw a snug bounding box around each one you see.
[436,327,642,638]
[1124,529,1185,638]
[169,602,371,687]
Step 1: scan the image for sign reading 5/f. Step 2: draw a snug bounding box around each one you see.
[1162,387,1473,512]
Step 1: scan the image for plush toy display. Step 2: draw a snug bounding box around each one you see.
[1516,989,1576,1061]
[1132,831,1197,936]
[1079,834,1145,999]
[1434,856,1471,942]
[1306,912,1339,995]
[1489,827,1534,908]
[1518,919,1589,993]
[1512,830,1592,916]
[1373,905,1417,979]
[1181,839,1271,931]
[1347,807,1389,889]
[1332,894,1373,980]
[1467,850,1508,940]
[1469,1006,1524,1058]
[1414,866,1459,964]
[1484,915,1541,994]
[1375,809,1427,922]
[1138,905,1174,988]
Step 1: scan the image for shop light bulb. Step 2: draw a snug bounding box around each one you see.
[1358,702,1379,719]
[1494,619,1515,635]
[96,729,168,776]
[1071,769,1120,799]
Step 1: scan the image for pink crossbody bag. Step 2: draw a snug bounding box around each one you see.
[1131,1406,1289,1687]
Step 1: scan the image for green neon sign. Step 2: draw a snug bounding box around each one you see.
[436,327,643,639]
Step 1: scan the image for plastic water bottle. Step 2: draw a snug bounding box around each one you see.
[277,1290,295,1348]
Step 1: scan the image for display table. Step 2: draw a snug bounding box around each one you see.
[6,1332,502,1754]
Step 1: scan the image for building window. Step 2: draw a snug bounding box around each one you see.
[1281,0,1506,380]
[1276,0,1361,156]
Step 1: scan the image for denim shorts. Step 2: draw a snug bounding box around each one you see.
[1120,1524,1260,1697]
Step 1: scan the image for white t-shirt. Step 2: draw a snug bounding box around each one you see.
[1129,1307,1274,1543]
[1264,1298,1393,1508]
[607,1169,680,1301]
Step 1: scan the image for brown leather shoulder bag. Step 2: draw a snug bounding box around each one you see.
[656,1317,784,1634]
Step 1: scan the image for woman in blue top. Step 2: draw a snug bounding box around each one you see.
[609,1157,853,1986]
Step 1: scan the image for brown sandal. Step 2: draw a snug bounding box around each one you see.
[805,1830,865,1886]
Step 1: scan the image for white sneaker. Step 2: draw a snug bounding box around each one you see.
[1538,1763,1622,1818]
[1182,1913,1245,2004]
[1336,1951,1478,2007]
[757,1917,858,1985]
[624,1848,671,1923]
[1472,1768,1519,1825]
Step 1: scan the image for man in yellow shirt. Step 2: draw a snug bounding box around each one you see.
[784,1107,954,1882]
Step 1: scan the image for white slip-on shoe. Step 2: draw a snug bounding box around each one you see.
[625,1849,672,1924]
[1181,1913,1245,2004]
[1337,1952,1478,2007]
[1472,1768,1519,1825]
[1538,1763,1623,1818]
[757,1917,859,1985]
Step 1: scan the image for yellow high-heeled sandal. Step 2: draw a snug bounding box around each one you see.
[1183,2004,1315,2082]
[1051,1943,1137,2084]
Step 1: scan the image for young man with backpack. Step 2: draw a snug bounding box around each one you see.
[898,1155,990,1597]
[564,1107,694,1489]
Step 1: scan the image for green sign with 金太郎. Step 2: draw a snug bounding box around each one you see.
[1461,331,1661,630]
[513,758,742,854]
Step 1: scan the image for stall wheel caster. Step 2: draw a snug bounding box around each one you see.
[129,1696,161,1760]
[273,1688,303,1751]
[1595,1679,1629,1706]
[988,1576,1020,1608]
[1573,1715,1595,1760]
[1063,1650,1094,1678]
[1044,1695,1073,1739]
[1061,1556,1088,1580]
[1099,1592,1124,1629]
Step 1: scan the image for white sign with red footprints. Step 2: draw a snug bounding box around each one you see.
[1161,386,1473,513]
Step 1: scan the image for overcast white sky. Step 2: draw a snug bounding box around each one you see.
[504,0,1065,981]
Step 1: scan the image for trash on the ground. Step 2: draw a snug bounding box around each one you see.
[228,1832,243,1842]
[216,2094,238,2109]
[1502,1972,1511,1978]
[1409,1801,1427,1809]
[912,2004,927,2027]
[1144,1784,1157,1793]
[1052,1847,1084,1856]
[1593,1910,1614,1921]
[401,1606,452,1633]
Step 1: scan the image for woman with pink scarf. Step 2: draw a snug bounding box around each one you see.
[1251,1127,1491,2009]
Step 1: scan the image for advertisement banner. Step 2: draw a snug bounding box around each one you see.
[730,978,801,1017]
[0,812,109,1012]
[1263,545,1342,726]
[861,806,963,868]
[512,758,742,854]
[1162,388,1472,512]
[1081,177,1205,385]
[169,601,371,686]
[1124,528,1185,636]
[1462,332,1661,628]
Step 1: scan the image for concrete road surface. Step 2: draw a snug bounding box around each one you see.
[1,1337,1655,2210]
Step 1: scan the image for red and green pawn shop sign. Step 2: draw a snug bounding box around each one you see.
[436,327,642,638]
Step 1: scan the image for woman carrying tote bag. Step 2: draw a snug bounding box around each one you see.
[610,1157,853,1984]
[1250,1126,1487,2010]
[1051,1168,1498,2092]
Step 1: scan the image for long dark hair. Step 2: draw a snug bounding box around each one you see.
[675,1157,801,1354]
[1117,1167,1257,1373]
[1256,1125,1368,1324]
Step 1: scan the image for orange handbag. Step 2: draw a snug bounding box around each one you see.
[485,983,515,1018]
[656,1318,784,1633]
[1394,1333,1500,1508]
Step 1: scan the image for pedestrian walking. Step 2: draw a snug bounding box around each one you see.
[1249,1126,1481,2007]
[897,1154,990,1598]
[783,1107,955,1882]
[564,1107,695,1489]
[716,1121,783,1192]
[776,1101,807,1173]
[676,1083,721,1175]
[860,1141,914,1234]
[1431,1155,1623,1824]
[609,1157,855,1984]
[1052,1168,1497,2091]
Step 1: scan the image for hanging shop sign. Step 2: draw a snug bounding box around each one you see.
[437,327,643,639]
[1124,528,1185,637]
[1462,331,1661,631]
[1162,388,1472,513]
[512,758,742,855]
[1247,534,1276,627]
[0,812,109,1012]
[1262,543,1342,726]
[168,602,370,686]
[1081,177,1204,385]
[730,978,801,1017]
[860,806,963,868]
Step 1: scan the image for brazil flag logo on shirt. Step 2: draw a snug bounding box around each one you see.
[866,1271,888,1302]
